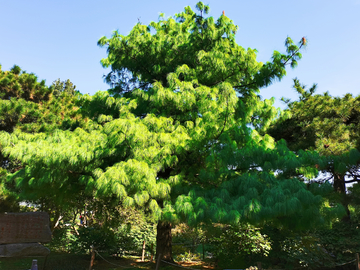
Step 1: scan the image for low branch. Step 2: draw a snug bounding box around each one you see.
[344,179,360,184]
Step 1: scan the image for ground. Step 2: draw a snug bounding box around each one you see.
[0,253,216,270]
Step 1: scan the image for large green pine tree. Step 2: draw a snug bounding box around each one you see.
[0,3,342,262]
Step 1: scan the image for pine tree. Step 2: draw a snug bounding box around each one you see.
[0,64,86,225]
[51,78,77,98]
[0,65,83,134]
[0,64,52,102]
[268,79,360,218]
[0,3,342,262]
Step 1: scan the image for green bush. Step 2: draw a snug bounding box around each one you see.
[263,226,335,269]
[47,226,77,252]
[73,225,118,253]
[206,223,271,269]
[172,224,204,262]
[114,223,156,256]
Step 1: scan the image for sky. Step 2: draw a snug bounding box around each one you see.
[1,0,359,109]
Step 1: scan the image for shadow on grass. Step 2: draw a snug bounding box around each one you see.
[0,253,215,270]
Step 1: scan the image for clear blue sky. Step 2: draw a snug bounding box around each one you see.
[1,0,359,108]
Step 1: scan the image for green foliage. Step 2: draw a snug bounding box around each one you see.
[0,65,85,136]
[268,81,360,223]
[51,78,77,98]
[0,65,85,176]
[264,216,360,269]
[50,224,118,255]
[206,223,271,269]
[47,225,78,252]
[263,227,334,269]
[0,168,19,212]
[98,2,304,98]
[270,83,360,156]
[172,223,205,261]
[114,222,156,256]
[74,225,118,253]
[0,64,51,102]
[47,204,156,257]
[261,184,360,269]
[0,65,88,221]
[173,250,201,263]
[0,3,342,261]
[349,183,360,211]
[317,220,360,266]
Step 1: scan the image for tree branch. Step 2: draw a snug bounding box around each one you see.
[344,179,360,184]
[215,98,229,140]
[234,41,304,89]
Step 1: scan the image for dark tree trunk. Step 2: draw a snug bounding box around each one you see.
[334,173,346,194]
[333,173,350,220]
[156,221,174,263]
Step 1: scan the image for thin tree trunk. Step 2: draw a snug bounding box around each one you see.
[150,243,154,262]
[156,221,174,263]
[141,240,145,262]
[89,245,95,270]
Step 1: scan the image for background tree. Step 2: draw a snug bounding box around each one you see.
[268,80,360,216]
[266,80,360,266]
[0,3,343,264]
[51,78,77,98]
[0,65,83,135]
[0,64,51,102]
[0,64,88,228]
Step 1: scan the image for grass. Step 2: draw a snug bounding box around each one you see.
[0,253,216,270]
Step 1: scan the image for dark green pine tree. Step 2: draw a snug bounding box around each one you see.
[0,64,84,135]
[51,78,77,98]
[0,64,51,102]
[0,3,342,262]
[0,64,88,224]
[268,79,360,218]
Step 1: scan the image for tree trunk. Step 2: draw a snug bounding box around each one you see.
[334,173,350,220]
[333,173,346,194]
[156,221,174,263]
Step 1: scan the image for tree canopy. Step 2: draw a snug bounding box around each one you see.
[268,80,360,219]
[269,79,360,155]
[268,81,360,189]
[0,64,86,225]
